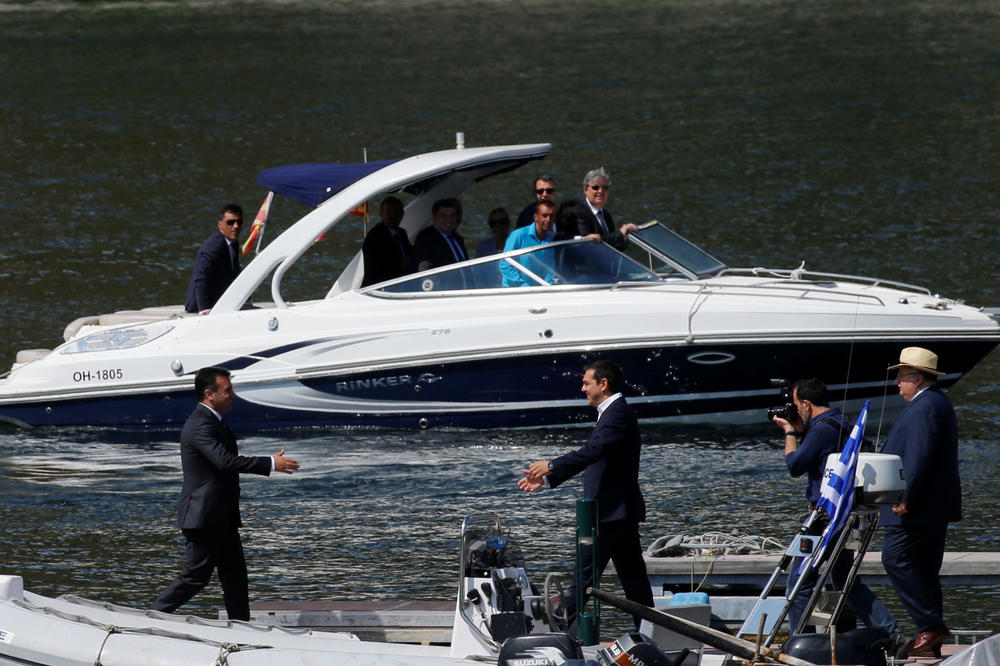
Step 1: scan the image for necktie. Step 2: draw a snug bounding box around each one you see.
[228,242,238,271]
[596,210,609,236]
[392,229,407,258]
[446,234,465,262]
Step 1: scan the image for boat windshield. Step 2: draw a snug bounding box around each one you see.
[627,221,727,279]
[376,239,661,294]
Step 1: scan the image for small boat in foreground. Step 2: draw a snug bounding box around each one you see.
[0,516,700,666]
[1,140,997,430]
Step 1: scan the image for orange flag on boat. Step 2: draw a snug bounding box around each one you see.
[315,201,368,243]
[242,191,274,256]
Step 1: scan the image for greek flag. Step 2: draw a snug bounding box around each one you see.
[811,400,868,567]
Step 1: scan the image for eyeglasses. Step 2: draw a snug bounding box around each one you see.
[535,187,555,195]
[223,218,243,226]
[589,184,610,191]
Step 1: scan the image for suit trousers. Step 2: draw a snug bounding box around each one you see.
[882,522,948,632]
[152,527,251,621]
[565,518,653,630]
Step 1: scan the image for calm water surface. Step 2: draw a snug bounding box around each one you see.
[1,0,998,637]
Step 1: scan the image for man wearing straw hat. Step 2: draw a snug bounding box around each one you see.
[880,347,961,658]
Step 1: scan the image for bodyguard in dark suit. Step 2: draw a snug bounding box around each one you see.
[563,168,637,251]
[152,367,299,620]
[184,204,244,313]
[413,198,468,272]
[519,360,653,629]
[361,197,414,287]
[880,347,961,658]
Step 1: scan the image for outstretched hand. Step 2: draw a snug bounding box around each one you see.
[273,449,300,474]
[518,473,544,493]
[517,460,552,493]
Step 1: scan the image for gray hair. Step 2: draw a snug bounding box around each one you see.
[582,167,611,188]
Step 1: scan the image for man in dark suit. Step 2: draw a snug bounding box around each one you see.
[564,168,637,251]
[185,204,245,313]
[413,198,468,272]
[515,174,557,228]
[152,367,299,621]
[880,347,961,658]
[361,196,414,286]
[519,360,653,629]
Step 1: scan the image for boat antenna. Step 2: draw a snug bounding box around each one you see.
[873,367,893,451]
[362,147,369,236]
[835,295,864,445]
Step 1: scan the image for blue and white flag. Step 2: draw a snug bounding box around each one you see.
[811,400,868,567]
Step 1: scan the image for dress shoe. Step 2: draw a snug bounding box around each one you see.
[909,628,951,658]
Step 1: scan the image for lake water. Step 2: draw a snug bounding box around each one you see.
[1,0,998,639]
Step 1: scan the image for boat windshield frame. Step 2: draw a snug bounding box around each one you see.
[627,221,727,279]
[363,237,663,296]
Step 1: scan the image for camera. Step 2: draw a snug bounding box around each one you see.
[765,378,797,422]
[767,403,798,422]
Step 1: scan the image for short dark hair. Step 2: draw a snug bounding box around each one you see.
[432,198,462,221]
[195,366,231,399]
[488,207,510,226]
[536,199,556,213]
[534,174,556,190]
[793,377,829,407]
[380,196,403,211]
[220,203,243,219]
[585,360,624,394]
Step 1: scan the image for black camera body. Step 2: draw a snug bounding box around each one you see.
[767,402,797,422]
[766,378,797,422]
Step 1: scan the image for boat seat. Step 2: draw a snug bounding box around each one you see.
[15,349,51,364]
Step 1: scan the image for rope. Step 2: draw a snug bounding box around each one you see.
[94,625,120,666]
[12,598,272,664]
[216,642,241,666]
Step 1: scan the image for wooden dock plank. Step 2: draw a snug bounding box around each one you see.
[641,551,1000,589]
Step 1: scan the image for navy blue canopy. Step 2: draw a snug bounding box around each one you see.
[257,159,401,208]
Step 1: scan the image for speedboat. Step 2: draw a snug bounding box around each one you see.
[1,140,997,430]
[0,516,704,666]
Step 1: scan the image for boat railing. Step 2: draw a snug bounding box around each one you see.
[718,265,936,296]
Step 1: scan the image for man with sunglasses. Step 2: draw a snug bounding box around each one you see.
[185,204,245,314]
[565,167,637,251]
[880,347,961,658]
[515,175,558,228]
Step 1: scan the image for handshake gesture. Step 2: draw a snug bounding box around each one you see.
[517,460,552,493]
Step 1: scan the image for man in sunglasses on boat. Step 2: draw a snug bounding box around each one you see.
[518,360,653,631]
[184,204,245,314]
[563,168,637,251]
[772,378,898,640]
[515,174,558,228]
[879,347,961,658]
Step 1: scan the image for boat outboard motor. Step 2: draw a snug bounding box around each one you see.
[498,633,585,665]
[595,633,689,666]
[783,627,893,666]
[823,452,905,507]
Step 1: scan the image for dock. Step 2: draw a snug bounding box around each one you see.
[247,551,1000,643]
[641,550,1000,592]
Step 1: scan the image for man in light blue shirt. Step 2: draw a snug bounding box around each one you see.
[500,200,558,287]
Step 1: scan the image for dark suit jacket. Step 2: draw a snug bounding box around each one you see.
[568,201,627,250]
[413,226,468,272]
[879,386,961,526]
[548,396,646,524]
[361,222,414,287]
[185,231,240,313]
[175,404,272,530]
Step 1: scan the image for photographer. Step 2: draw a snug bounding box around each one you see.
[773,378,898,639]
